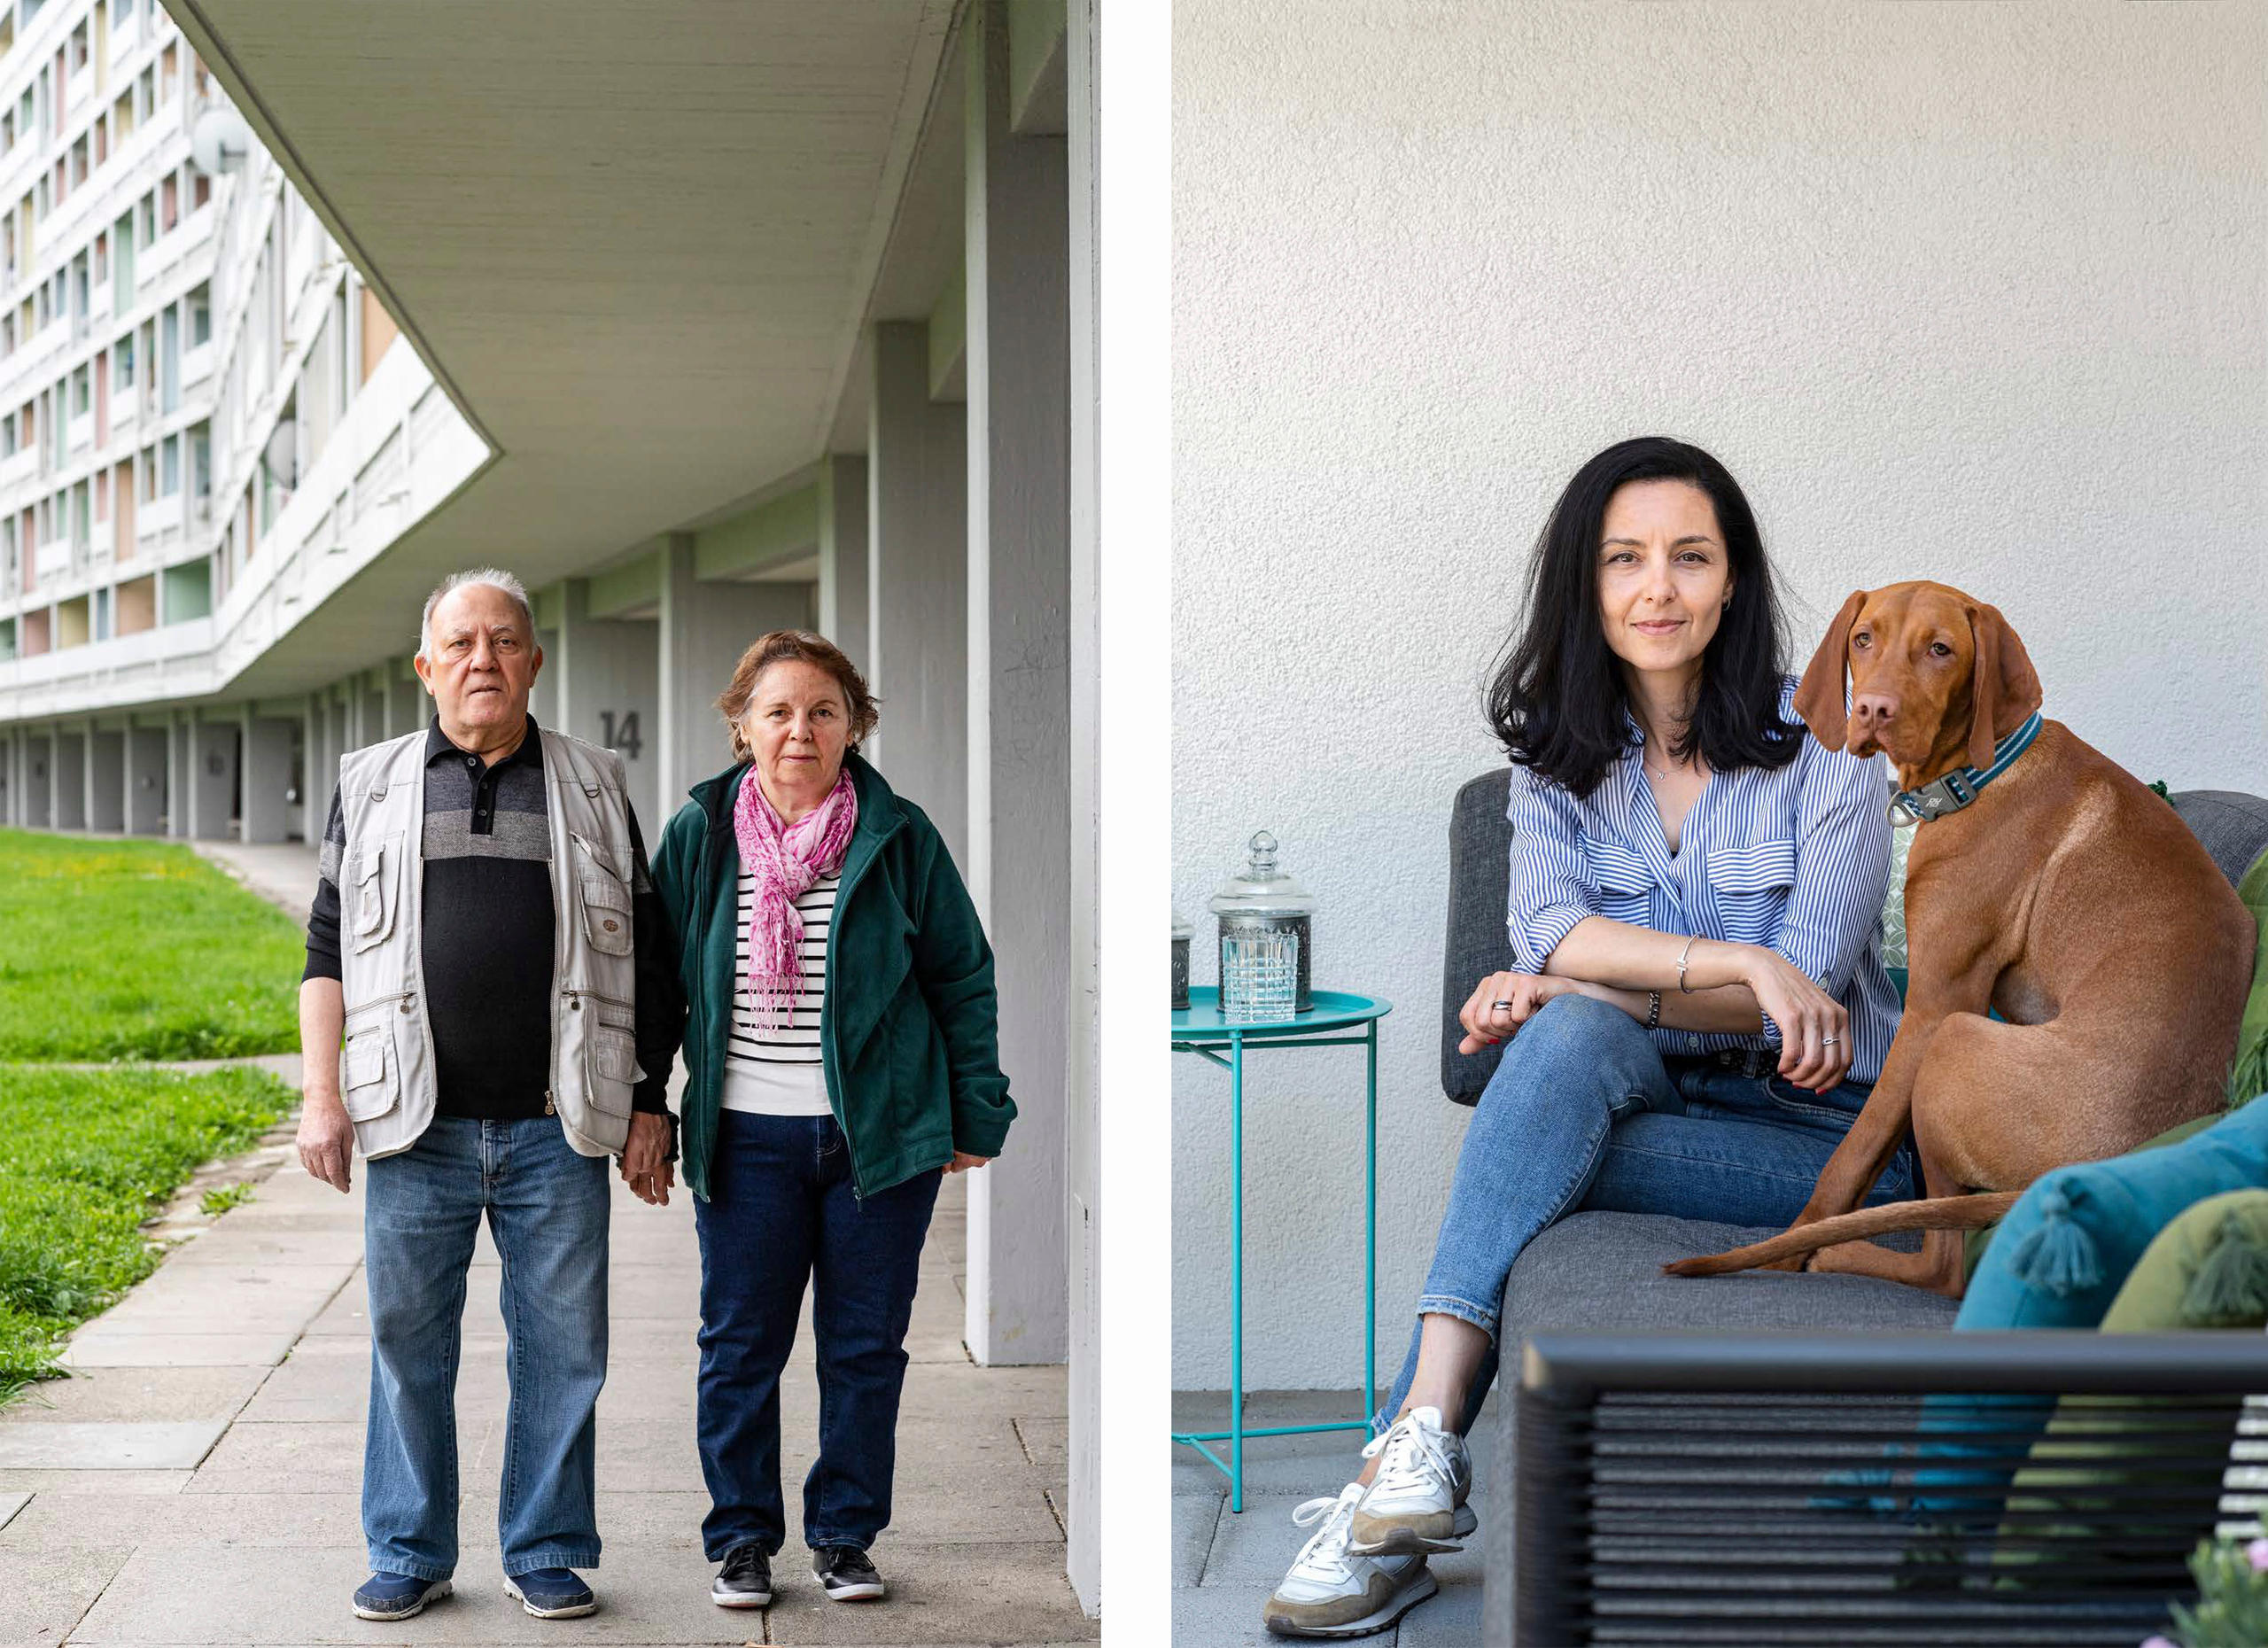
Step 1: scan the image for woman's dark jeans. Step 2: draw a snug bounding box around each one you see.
[693,1110,942,1559]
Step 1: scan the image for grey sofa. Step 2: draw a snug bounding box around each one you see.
[1440,775,2268,1642]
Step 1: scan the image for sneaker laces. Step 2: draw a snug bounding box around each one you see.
[1285,1489,1360,1577]
[1360,1411,1456,1500]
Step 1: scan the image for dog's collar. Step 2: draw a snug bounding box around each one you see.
[1889,711,2044,827]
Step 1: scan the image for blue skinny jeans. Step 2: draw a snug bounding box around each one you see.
[1378,991,1916,1434]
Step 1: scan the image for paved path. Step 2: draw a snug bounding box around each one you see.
[1171,1390,1488,1645]
[0,837,1093,1645]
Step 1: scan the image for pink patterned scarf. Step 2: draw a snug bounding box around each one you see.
[734,765,858,1030]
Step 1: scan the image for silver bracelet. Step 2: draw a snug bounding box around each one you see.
[1645,990,1661,1030]
[1676,934,1697,994]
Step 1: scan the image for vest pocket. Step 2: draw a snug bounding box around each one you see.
[349,834,401,953]
[340,1024,398,1123]
[583,995,641,1117]
[579,871,634,957]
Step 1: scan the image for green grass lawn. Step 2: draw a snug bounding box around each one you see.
[0,1064,296,1395]
[0,828,306,1061]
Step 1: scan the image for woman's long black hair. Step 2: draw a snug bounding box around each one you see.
[1486,436,1802,798]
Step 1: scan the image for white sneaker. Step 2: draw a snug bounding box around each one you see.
[1348,1405,1474,1556]
[1260,1482,1438,1638]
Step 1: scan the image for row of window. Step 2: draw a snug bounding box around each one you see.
[0,0,155,158]
[5,418,211,575]
[0,279,206,469]
[3,154,209,355]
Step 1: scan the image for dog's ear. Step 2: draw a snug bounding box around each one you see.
[1793,590,1868,749]
[1963,602,2043,769]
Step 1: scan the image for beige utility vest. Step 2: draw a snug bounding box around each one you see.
[334,724,644,1161]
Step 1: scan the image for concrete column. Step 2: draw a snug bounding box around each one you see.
[658,533,812,828]
[80,718,97,828]
[189,719,236,839]
[552,576,662,832]
[391,660,424,741]
[88,727,123,831]
[1061,0,1099,1611]
[304,692,332,823]
[241,710,292,843]
[818,454,871,674]
[126,723,165,834]
[25,728,52,828]
[361,670,386,750]
[170,712,192,838]
[0,728,16,827]
[866,322,968,862]
[52,728,86,828]
[962,0,1070,1368]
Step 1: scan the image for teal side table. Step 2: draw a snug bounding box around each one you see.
[1172,985,1391,1512]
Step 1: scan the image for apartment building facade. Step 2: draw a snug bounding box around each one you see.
[0,0,485,839]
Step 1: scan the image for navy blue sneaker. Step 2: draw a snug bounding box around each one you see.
[352,1573,452,1621]
[504,1567,598,1619]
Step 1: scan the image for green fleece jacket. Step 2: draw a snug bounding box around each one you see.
[652,752,1016,1201]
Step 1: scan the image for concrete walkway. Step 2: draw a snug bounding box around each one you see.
[0,838,1093,1645]
[1171,1391,1488,1646]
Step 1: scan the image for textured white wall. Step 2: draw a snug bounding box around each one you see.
[1172,0,2268,1389]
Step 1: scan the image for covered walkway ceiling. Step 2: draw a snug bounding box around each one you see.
[167,0,957,695]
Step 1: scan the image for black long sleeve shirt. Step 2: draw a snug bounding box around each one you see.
[303,715,681,1119]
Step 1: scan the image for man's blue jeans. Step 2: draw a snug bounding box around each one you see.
[361,1116,610,1581]
[1378,992,1917,1434]
[693,1111,941,1560]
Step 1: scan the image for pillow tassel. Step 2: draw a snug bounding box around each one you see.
[2006,1187,2101,1296]
[2179,1212,2268,1324]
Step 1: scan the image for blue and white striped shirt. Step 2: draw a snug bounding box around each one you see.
[1504,677,1901,1084]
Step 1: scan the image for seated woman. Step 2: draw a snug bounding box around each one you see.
[1263,436,1911,1640]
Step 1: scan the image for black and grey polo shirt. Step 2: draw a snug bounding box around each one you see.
[303,714,679,1123]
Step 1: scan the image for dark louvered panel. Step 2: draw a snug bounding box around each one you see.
[1515,1333,2268,1648]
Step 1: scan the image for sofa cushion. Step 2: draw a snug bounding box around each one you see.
[1504,1211,1961,1335]
[2171,790,2268,888]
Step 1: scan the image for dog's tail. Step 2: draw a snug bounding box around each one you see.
[1662,1193,2023,1279]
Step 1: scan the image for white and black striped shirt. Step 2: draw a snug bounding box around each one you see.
[1504,677,1901,1084]
[721,871,837,1116]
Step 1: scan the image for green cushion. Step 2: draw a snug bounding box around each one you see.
[1989,1190,2268,1578]
[2233,844,2268,1108]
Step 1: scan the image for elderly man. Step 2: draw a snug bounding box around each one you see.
[296,568,681,1622]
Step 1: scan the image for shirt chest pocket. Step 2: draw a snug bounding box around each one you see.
[347,833,402,953]
[1705,838,1797,944]
[1579,835,1655,924]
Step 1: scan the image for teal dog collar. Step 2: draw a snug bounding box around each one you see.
[1891,711,2044,827]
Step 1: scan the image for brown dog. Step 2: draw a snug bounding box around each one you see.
[1666,580,2256,1294]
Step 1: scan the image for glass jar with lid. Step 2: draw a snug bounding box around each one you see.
[1171,909,1193,1011]
[1208,830,1316,1013]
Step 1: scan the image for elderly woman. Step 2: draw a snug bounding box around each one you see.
[1262,437,1913,1639]
[649,630,1014,1611]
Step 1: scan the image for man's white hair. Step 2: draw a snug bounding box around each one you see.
[417,568,535,662]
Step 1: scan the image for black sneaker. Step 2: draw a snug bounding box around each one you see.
[711,1543,773,1609]
[812,1544,885,1602]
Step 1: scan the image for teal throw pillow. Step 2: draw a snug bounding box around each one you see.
[1957,1099,2268,1332]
